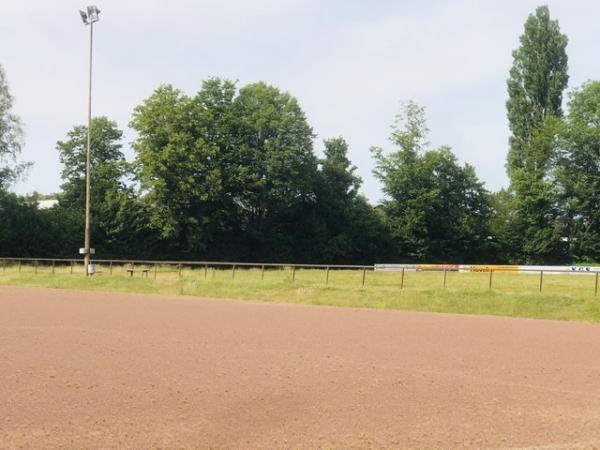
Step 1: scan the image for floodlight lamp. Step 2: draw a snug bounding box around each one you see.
[86,5,100,23]
[79,10,89,24]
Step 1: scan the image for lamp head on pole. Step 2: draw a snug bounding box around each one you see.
[79,10,89,24]
[79,5,100,25]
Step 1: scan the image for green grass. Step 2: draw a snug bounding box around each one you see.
[1,262,599,322]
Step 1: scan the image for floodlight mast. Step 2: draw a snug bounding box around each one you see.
[79,5,100,276]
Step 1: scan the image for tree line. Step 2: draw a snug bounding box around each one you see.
[1,6,599,264]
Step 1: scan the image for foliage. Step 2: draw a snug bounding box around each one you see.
[55,117,143,257]
[131,82,227,255]
[0,65,30,189]
[131,79,321,260]
[504,5,569,263]
[230,82,319,260]
[557,81,600,262]
[0,191,79,257]
[314,137,391,263]
[506,5,568,178]
[372,102,492,262]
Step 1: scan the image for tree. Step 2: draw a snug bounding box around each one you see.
[557,81,600,262]
[506,5,568,178]
[231,81,319,260]
[57,117,129,207]
[131,79,321,261]
[56,117,139,256]
[372,102,492,262]
[506,116,567,263]
[131,81,239,257]
[0,64,29,189]
[503,6,569,263]
[312,137,390,263]
[0,191,80,257]
[320,137,361,200]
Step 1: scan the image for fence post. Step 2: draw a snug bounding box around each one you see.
[443,269,447,288]
[34,260,38,275]
[204,264,208,279]
[154,264,158,280]
[109,261,113,275]
[488,269,493,289]
[326,266,330,285]
[70,260,74,274]
[292,265,296,282]
[51,260,55,275]
[362,267,366,287]
[539,270,544,294]
[18,261,21,273]
[401,267,405,290]
[261,264,265,280]
[595,272,599,296]
[232,264,236,280]
[178,264,182,278]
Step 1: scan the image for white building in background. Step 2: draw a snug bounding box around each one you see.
[37,199,59,209]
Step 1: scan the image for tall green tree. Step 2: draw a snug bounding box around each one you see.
[506,5,568,177]
[56,117,141,256]
[0,64,29,189]
[131,82,230,256]
[231,81,319,260]
[314,137,390,263]
[504,6,569,263]
[372,102,492,262]
[557,81,600,262]
[131,79,320,260]
[57,117,129,207]
[320,137,361,200]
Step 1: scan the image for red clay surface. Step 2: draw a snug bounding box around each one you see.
[1,287,600,449]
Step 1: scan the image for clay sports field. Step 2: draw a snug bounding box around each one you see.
[2,286,600,448]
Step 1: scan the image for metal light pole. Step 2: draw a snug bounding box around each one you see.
[79,6,100,276]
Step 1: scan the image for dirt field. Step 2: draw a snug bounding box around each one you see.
[1,287,600,449]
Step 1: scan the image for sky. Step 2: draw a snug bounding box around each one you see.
[2,0,600,202]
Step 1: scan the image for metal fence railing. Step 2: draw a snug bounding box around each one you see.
[0,257,598,295]
[0,257,374,286]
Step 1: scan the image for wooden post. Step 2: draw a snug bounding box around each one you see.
[34,260,38,275]
[400,267,405,290]
[488,269,493,289]
[18,261,21,273]
[51,260,55,275]
[261,265,265,280]
[178,264,182,278]
[109,261,113,275]
[70,260,74,274]
[539,270,544,293]
[362,267,366,287]
[326,266,330,285]
[154,264,158,280]
[292,266,296,282]
[204,264,208,279]
[232,265,236,280]
[443,269,447,288]
[595,272,598,296]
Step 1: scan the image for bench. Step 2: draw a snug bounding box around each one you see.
[126,268,149,278]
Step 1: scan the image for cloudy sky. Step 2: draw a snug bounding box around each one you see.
[3,0,599,201]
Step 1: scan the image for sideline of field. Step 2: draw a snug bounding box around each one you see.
[1,265,600,322]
